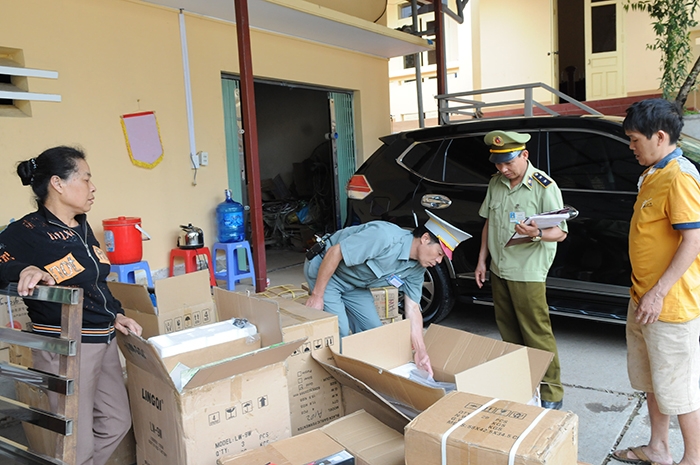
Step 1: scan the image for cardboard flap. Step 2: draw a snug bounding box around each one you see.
[526,347,555,393]
[213,288,284,347]
[453,348,534,404]
[117,332,173,387]
[425,324,555,394]
[160,335,262,373]
[312,353,411,432]
[341,319,413,370]
[425,324,519,375]
[331,348,444,412]
[268,430,344,465]
[183,338,305,390]
[321,410,405,465]
[155,270,212,313]
[108,281,156,315]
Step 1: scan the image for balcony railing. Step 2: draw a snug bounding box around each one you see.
[436,82,602,124]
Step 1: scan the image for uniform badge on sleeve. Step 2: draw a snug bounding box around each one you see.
[533,172,552,188]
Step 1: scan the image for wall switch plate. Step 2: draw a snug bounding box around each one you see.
[199,151,209,166]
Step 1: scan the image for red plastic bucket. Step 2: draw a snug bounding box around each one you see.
[102,216,147,264]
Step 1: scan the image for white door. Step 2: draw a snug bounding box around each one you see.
[584,0,625,100]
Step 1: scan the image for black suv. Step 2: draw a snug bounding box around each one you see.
[345,115,700,325]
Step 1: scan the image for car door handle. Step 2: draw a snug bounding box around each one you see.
[421,194,452,209]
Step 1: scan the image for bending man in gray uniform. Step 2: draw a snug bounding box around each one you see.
[304,212,469,376]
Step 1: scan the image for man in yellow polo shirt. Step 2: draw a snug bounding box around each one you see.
[612,99,700,465]
[474,130,568,410]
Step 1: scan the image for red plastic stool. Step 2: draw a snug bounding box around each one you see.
[168,247,216,287]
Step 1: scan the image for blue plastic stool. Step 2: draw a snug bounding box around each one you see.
[212,241,255,290]
[110,260,154,287]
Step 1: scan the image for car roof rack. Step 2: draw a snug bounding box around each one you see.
[436,82,602,124]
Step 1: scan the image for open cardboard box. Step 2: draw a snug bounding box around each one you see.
[109,269,217,338]
[266,296,344,435]
[218,410,405,465]
[314,319,553,423]
[118,289,305,465]
[215,290,344,435]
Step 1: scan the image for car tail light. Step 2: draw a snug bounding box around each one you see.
[347,174,373,200]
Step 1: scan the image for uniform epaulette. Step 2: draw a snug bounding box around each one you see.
[533,172,552,188]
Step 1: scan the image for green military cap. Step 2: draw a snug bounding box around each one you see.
[484,130,531,163]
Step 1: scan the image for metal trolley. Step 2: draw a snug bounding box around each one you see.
[0,283,83,465]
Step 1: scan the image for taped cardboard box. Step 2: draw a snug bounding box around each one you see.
[118,292,304,465]
[256,285,308,301]
[371,287,400,320]
[218,410,404,465]
[109,270,216,338]
[379,315,403,326]
[317,319,553,418]
[404,391,579,465]
[299,283,400,320]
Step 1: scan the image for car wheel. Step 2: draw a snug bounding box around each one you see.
[420,262,455,325]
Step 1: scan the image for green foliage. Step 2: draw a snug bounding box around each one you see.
[624,0,699,100]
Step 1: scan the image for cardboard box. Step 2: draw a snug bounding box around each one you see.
[256,285,309,301]
[216,428,350,465]
[371,287,400,320]
[315,319,553,420]
[299,283,400,320]
[0,295,31,347]
[118,291,305,465]
[278,298,343,434]
[404,391,578,465]
[321,410,405,465]
[218,410,404,465]
[109,270,217,338]
[379,315,403,326]
[223,293,344,435]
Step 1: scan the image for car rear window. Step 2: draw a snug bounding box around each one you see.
[399,136,495,184]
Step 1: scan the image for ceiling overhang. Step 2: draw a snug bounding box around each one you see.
[142,0,433,58]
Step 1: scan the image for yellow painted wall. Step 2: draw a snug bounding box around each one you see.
[0,0,391,273]
[624,6,663,95]
[473,0,554,103]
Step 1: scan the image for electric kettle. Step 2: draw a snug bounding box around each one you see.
[177,224,205,249]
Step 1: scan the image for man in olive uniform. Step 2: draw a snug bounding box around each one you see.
[474,130,568,410]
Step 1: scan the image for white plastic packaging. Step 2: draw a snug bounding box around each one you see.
[149,318,257,358]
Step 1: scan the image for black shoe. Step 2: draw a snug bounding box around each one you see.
[541,400,563,410]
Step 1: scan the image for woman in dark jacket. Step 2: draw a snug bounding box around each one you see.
[0,146,142,465]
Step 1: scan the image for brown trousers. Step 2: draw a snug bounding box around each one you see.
[491,273,564,403]
[33,340,131,465]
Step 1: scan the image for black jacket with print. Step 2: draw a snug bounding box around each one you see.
[0,206,123,343]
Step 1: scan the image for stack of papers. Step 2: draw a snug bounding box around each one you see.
[506,206,579,246]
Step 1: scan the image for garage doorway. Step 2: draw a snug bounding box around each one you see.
[221,76,356,253]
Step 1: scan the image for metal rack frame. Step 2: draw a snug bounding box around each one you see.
[0,284,83,465]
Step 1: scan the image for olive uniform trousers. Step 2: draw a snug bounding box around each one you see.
[491,273,563,403]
